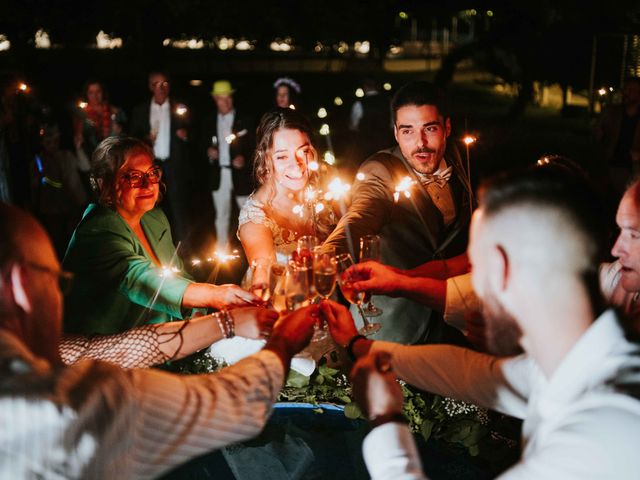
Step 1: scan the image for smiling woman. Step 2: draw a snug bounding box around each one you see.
[62,136,260,335]
[238,108,338,267]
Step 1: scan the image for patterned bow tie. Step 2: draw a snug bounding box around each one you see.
[417,166,453,188]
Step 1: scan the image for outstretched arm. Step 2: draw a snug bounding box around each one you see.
[60,308,279,368]
[323,160,394,256]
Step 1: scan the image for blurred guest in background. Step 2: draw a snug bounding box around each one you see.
[73,79,125,165]
[131,71,192,244]
[31,124,87,257]
[595,77,640,195]
[63,136,258,335]
[349,77,393,161]
[274,77,301,110]
[200,80,255,251]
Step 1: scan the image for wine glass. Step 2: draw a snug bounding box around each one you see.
[268,263,287,313]
[311,247,337,341]
[359,235,383,317]
[335,253,382,336]
[295,236,317,267]
[284,261,313,312]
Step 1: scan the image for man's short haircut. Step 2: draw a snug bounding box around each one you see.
[148,70,170,83]
[390,81,449,123]
[479,167,608,272]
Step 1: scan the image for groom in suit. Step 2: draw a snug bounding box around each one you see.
[324,81,473,345]
[199,80,254,251]
[130,71,192,244]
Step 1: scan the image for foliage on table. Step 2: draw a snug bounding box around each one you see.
[165,350,503,461]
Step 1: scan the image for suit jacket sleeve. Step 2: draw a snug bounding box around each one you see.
[323,160,393,254]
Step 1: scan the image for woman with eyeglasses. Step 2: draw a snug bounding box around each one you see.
[63,136,263,336]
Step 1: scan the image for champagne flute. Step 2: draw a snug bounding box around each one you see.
[268,263,287,313]
[336,253,382,336]
[285,261,312,312]
[359,235,383,317]
[311,247,337,341]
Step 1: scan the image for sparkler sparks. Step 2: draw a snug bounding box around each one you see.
[393,176,416,202]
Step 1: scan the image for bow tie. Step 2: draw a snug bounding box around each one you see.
[417,166,453,188]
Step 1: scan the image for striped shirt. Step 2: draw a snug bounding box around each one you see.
[0,330,284,479]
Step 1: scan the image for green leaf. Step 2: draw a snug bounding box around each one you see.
[344,402,363,419]
[318,365,339,377]
[286,370,310,388]
[420,418,434,442]
[314,375,326,385]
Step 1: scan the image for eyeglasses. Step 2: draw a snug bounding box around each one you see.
[152,81,169,88]
[21,261,74,295]
[121,166,163,188]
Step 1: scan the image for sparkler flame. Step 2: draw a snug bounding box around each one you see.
[393,176,415,203]
[463,135,477,146]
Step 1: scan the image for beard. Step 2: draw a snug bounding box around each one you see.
[480,291,524,357]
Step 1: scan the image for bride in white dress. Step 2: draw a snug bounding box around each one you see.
[210,109,338,372]
[238,108,337,266]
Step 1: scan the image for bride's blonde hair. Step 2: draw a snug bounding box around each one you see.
[253,108,316,188]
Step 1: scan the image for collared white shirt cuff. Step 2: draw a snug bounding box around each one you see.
[363,422,425,480]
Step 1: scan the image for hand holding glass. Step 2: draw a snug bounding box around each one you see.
[336,253,381,336]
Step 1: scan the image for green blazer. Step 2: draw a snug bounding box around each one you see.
[63,204,194,335]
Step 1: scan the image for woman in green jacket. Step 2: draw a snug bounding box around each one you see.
[63,136,259,335]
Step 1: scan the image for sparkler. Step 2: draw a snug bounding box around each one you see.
[206,249,241,285]
[175,104,188,116]
[393,176,416,203]
[462,133,477,219]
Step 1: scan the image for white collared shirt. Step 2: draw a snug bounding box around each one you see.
[217,110,235,167]
[150,99,171,160]
[368,309,640,479]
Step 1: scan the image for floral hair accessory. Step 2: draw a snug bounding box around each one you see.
[273,77,301,94]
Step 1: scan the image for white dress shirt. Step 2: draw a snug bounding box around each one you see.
[363,422,426,480]
[367,309,640,479]
[217,110,235,167]
[0,329,284,479]
[150,100,171,160]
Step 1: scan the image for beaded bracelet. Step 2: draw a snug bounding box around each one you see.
[215,313,228,338]
[223,310,235,338]
[215,310,235,339]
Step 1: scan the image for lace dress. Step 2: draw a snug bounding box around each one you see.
[238,195,338,264]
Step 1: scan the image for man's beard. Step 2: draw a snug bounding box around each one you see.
[481,291,524,357]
